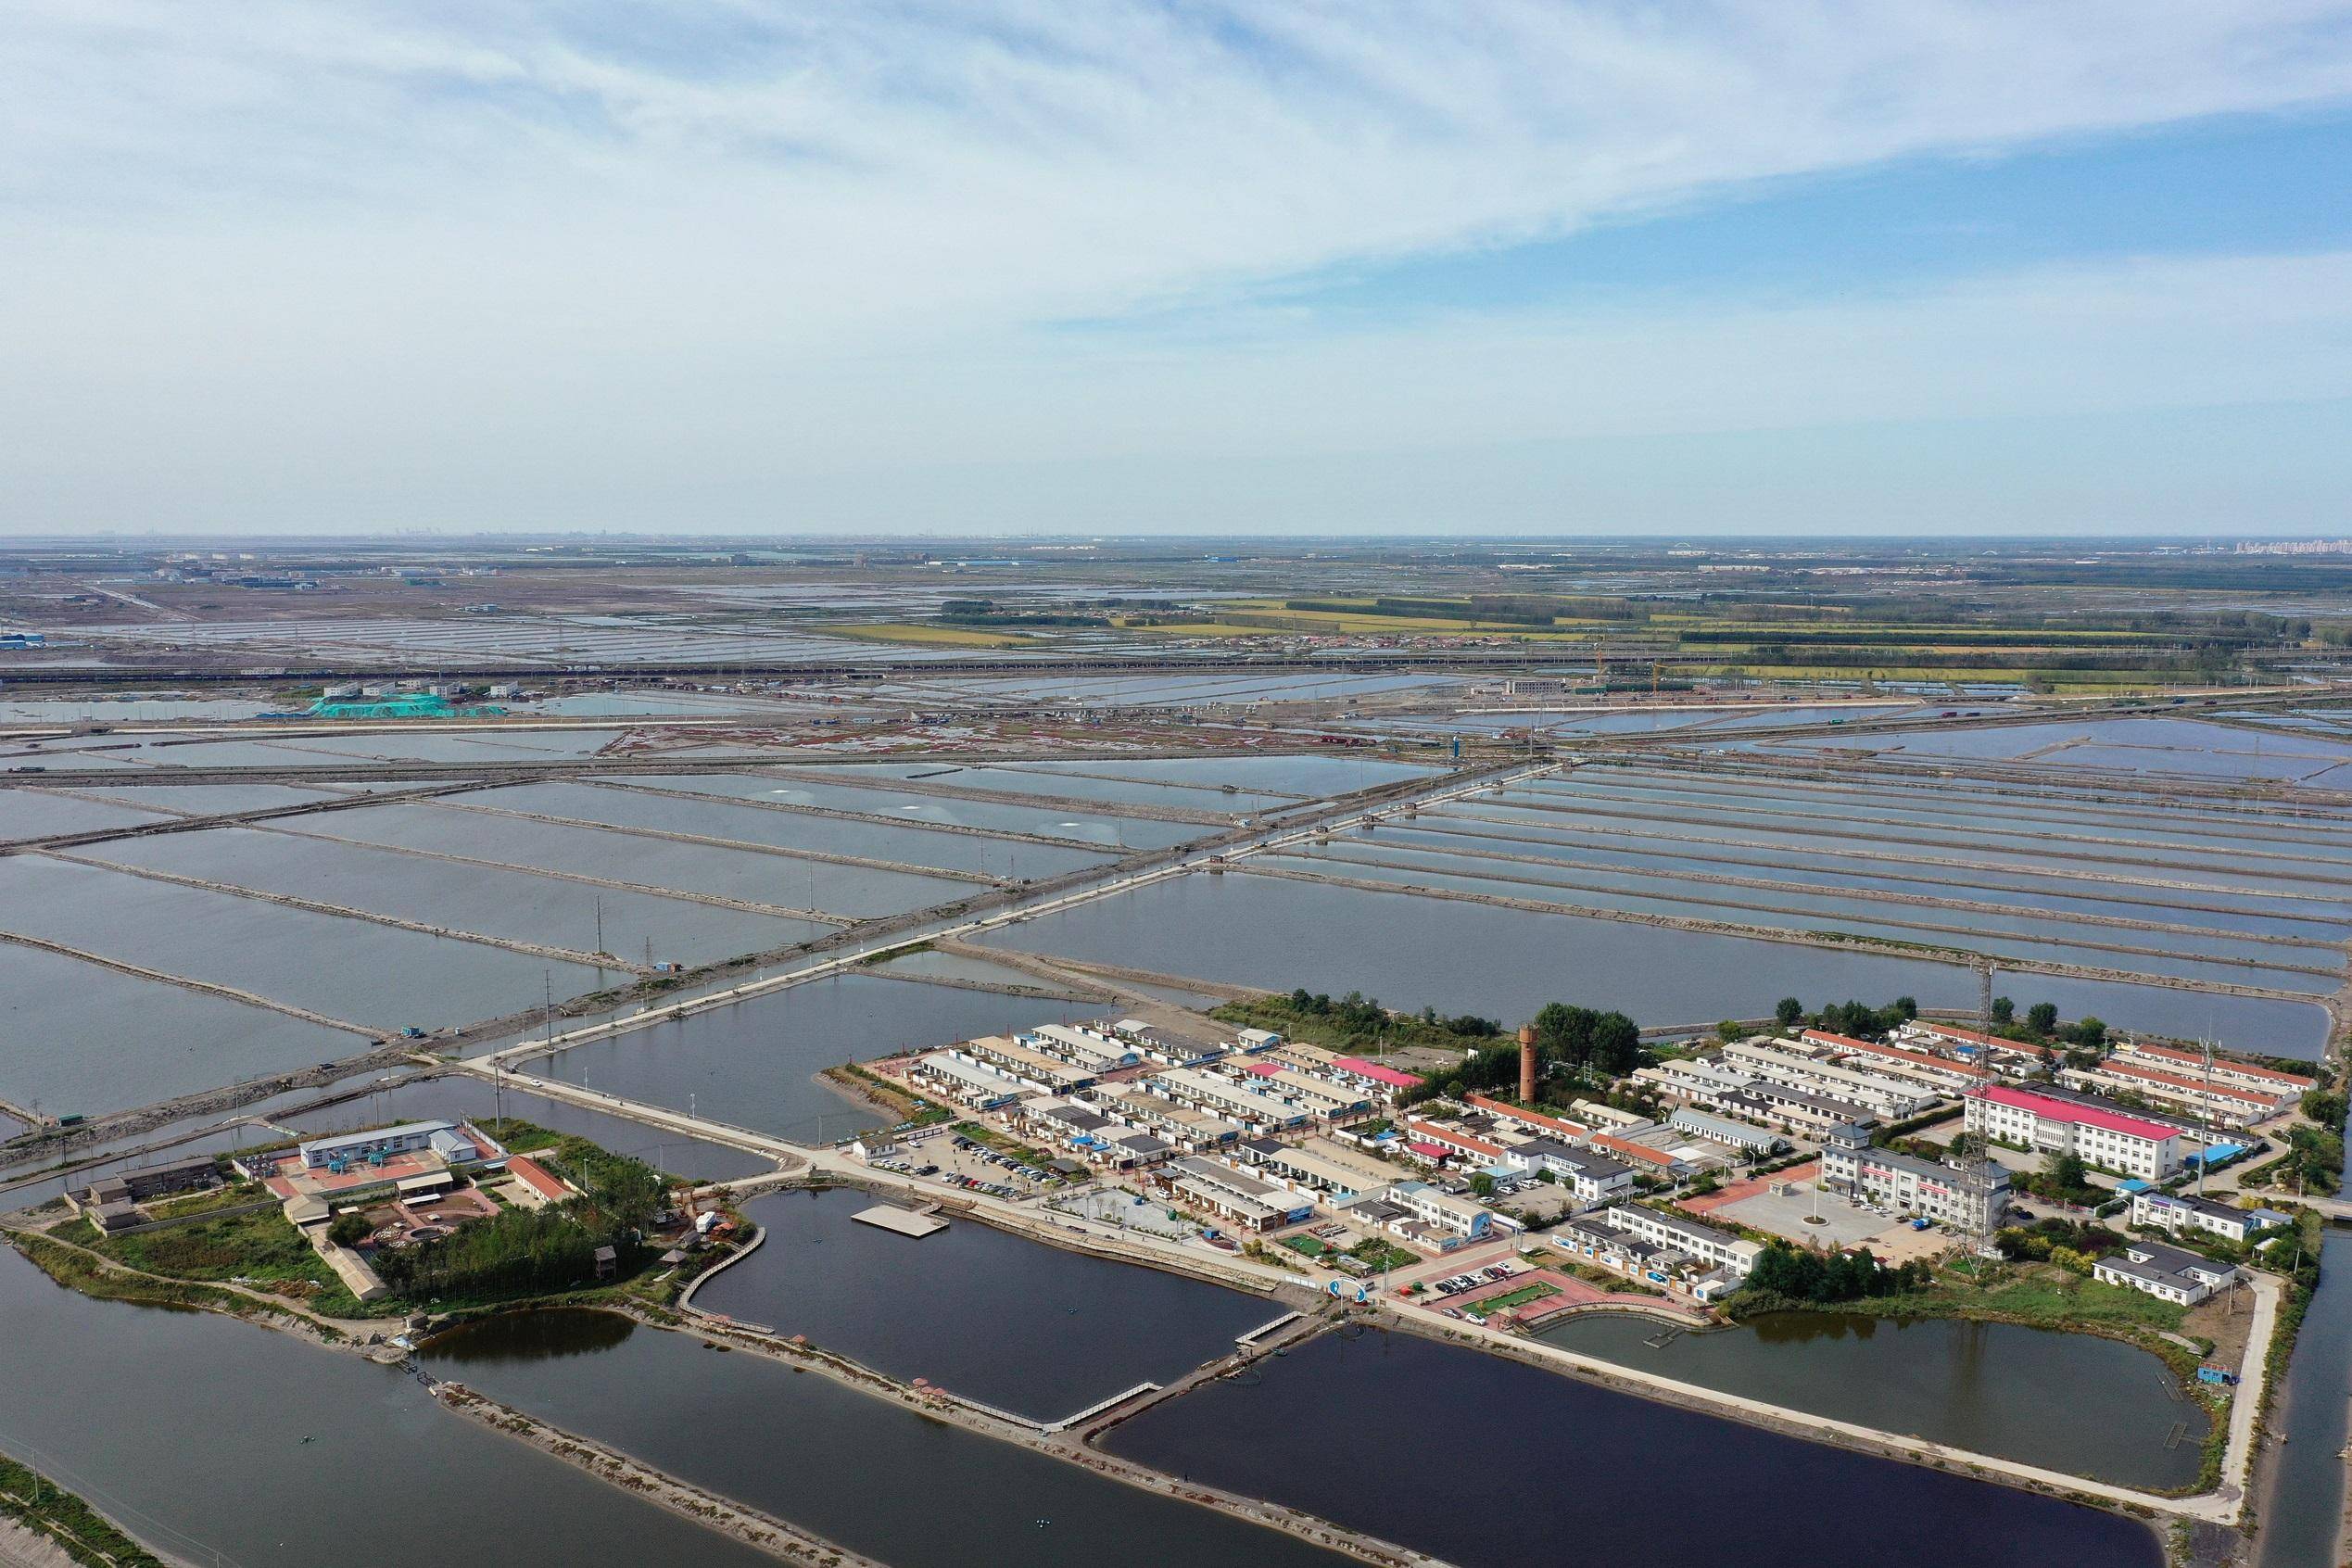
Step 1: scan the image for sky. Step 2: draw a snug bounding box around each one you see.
[4,1,2352,538]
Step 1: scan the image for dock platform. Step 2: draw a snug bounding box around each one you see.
[852,1204,947,1238]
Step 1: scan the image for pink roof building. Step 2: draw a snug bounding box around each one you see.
[1969,1083,2175,1143]
[1333,1056,1423,1090]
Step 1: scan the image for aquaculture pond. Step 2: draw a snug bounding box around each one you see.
[689,1187,1282,1421]
[1104,1326,2162,1568]
[1536,1310,2207,1490]
[980,869,2329,1054]
[531,973,1090,1143]
[0,1250,778,1568]
[421,1308,1351,1568]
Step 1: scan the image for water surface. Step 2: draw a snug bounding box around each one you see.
[980,869,2328,1052]
[0,1249,776,1568]
[1537,1310,2207,1489]
[422,1307,1350,1568]
[0,939,362,1115]
[1105,1327,2161,1568]
[534,973,1087,1142]
[691,1187,1279,1420]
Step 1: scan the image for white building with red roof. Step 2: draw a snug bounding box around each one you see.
[1329,1056,1425,1098]
[1964,1084,2183,1181]
[1801,1030,1980,1093]
[2060,1057,2292,1128]
[2109,1041,2316,1096]
[1894,1020,2048,1070]
[1403,1118,1509,1164]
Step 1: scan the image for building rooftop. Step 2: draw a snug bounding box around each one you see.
[2119,1041,2314,1087]
[2117,1239,2236,1282]
[2139,1189,2286,1227]
[1969,1083,2177,1143]
[1332,1056,1423,1089]
[2090,1057,2282,1106]
[297,1119,458,1162]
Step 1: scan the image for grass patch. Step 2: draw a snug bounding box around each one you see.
[1347,1237,1419,1271]
[478,1117,681,1186]
[821,1065,942,1129]
[141,1180,262,1220]
[7,1229,329,1328]
[87,1207,364,1316]
[1846,1261,2190,1337]
[952,1122,1063,1172]
[1482,1281,1562,1312]
[0,1450,168,1568]
[1212,993,1474,1060]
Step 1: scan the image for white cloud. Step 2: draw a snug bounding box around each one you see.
[2,1,2350,529]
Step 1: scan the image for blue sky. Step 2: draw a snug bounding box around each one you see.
[2,2,2350,536]
[1257,108,2352,322]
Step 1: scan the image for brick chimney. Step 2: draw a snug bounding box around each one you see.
[1518,1023,1537,1104]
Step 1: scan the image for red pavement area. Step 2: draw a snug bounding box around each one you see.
[256,1146,455,1198]
[1427,1268,1664,1323]
[364,1186,499,1244]
[1679,1159,1819,1215]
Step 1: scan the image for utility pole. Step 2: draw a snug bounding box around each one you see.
[2196,1036,2215,1199]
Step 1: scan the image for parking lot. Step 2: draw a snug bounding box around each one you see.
[1045,1184,1206,1241]
[869,1127,1061,1202]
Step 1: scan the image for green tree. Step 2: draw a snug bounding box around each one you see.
[327,1211,373,1248]
[1775,997,1805,1027]
[1589,1012,1642,1077]
[1991,996,2016,1025]
[1534,1003,1599,1068]
[1470,1173,1496,1197]
[2027,1002,2059,1036]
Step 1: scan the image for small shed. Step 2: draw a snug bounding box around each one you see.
[593,1245,619,1281]
[89,1200,143,1234]
[396,1170,454,1204]
[283,1195,332,1229]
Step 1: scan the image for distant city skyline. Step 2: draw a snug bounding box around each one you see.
[4,3,2350,536]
